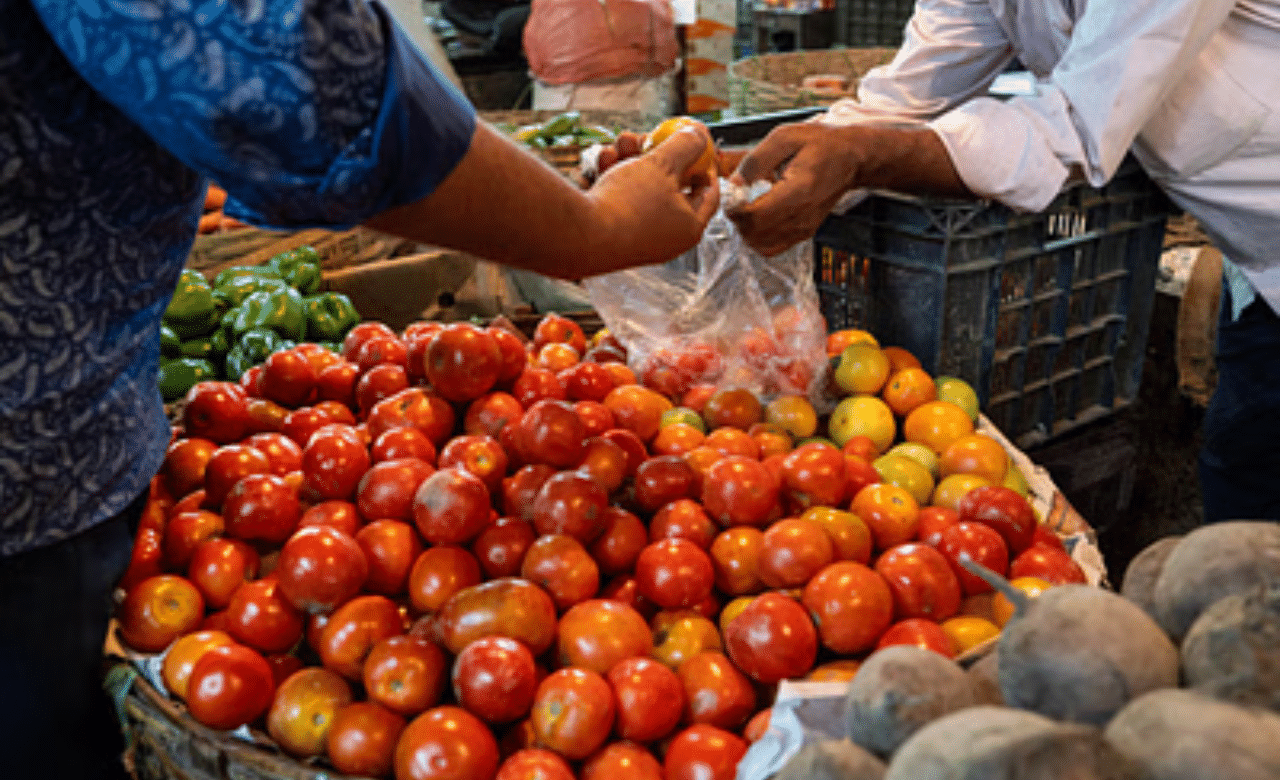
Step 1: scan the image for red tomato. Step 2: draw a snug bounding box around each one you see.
[876,618,956,657]
[356,457,435,522]
[606,656,684,742]
[501,463,556,522]
[408,545,483,615]
[182,381,251,444]
[221,472,301,545]
[163,437,218,498]
[917,505,961,546]
[396,705,500,780]
[161,509,224,571]
[118,527,165,594]
[676,651,756,730]
[558,599,653,674]
[366,386,436,443]
[530,667,616,760]
[355,334,409,374]
[327,701,407,778]
[439,434,509,495]
[266,666,353,758]
[560,362,616,403]
[343,321,399,362]
[573,400,616,438]
[463,392,525,439]
[842,454,882,503]
[936,521,1010,596]
[1009,544,1088,584]
[315,360,360,408]
[187,538,259,610]
[588,506,648,576]
[1031,523,1067,551]
[801,560,895,654]
[259,349,318,408]
[432,577,559,656]
[708,527,765,596]
[532,470,609,543]
[301,424,372,502]
[275,525,369,614]
[471,516,537,580]
[161,629,235,701]
[518,399,586,469]
[781,442,848,510]
[722,591,818,683]
[225,576,306,655]
[533,313,587,357]
[512,366,568,408]
[371,426,437,464]
[413,467,493,545]
[317,594,406,681]
[281,406,336,449]
[496,749,575,780]
[580,741,663,780]
[633,538,714,611]
[633,456,699,516]
[117,574,205,653]
[757,517,835,589]
[649,498,717,549]
[355,363,411,418]
[356,519,425,596]
[575,436,629,494]
[203,443,272,508]
[425,323,503,403]
[663,724,748,780]
[298,499,361,536]
[452,635,539,724]
[186,643,275,730]
[600,429,648,477]
[243,432,303,476]
[520,534,601,612]
[364,634,448,717]
[957,485,1037,554]
[485,326,528,385]
[874,542,963,621]
[701,456,780,528]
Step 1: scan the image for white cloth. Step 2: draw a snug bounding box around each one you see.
[819,0,1280,311]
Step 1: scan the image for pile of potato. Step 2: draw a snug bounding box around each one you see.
[766,520,1280,780]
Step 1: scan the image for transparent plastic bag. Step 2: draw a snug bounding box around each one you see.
[583,202,829,405]
[523,0,678,86]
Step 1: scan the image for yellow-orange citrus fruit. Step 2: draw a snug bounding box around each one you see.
[881,346,923,372]
[903,400,976,454]
[992,577,1053,627]
[938,433,1009,484]
[835,344,892,395]
[828,395,896,453]
[931,473,993,512]
[642,116,716,178]
[941,615,1001,654]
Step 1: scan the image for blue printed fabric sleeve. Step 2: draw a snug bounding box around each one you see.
[27,0,476,230]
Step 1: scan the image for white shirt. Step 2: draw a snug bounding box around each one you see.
[821,0,1280,311]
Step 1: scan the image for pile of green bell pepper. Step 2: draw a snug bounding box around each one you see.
[158,246,362,401]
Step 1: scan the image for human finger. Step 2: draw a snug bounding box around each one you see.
[616,131,644,159]
[647,125,716,180]
[732,124,807,185]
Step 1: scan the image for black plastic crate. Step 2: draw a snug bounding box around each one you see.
[814,157,1173,448]
[836,0,914,46]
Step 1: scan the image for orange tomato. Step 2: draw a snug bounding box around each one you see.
[992,577,1053,626]
[941,615,1001,654]
[162,629,235,701]
[938,433,1009,484]
[704,426,760,459]
[881,367,938,417]
[652,422,706,456]
[702,388,763,431]
[881,346,923,372]
[764,395,818,439]
[850,483,920,552]
[603,384,670,443]
[826,329,879,356]
[902,400,976,454]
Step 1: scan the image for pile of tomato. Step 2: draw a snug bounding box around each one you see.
[115,312,1088,780]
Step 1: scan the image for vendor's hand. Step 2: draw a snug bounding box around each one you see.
[587,125,720,268]
[727,121,862,257]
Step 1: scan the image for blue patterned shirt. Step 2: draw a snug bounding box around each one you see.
[0,0,476,555]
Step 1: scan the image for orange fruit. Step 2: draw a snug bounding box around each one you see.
[603,384,669,443]
[536,342,579,371]
[938,433,1009,484]
[764,395,818,440]
[834,344,892,395]
[941,615,1001,654]
[992,577,1053,627]
[801,506,873,564]
[881,346,922,372]
[826,329,879,356]
[651,422,706,457]
[850,482,920,552]
[871,454,935,506]
[703,388,763,431]
[750,425,793,459]
[805,659,862,682]
[828,395,896,453]
[881,367,938,417]
[704,426,760,459]
[935,376,980,421]
[902,400,976,454]
[642,116,716,178]
[931,473,993,512]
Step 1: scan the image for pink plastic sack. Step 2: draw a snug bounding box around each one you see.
[523,0,679,86]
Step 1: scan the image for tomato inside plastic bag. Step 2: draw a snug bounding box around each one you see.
[583,200,828,405]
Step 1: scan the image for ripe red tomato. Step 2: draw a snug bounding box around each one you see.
[708,527,765,596]
[242,432,303,477]
[451,635,539,724]
[874,542,963,621]
[281,406,337,449]
[266,666,353,758]
[663,724,748,780]
[118,527,165,594]
[317,594,406,681]
[701,456,780,528]
[299,499,361,536]
[182,381,251,444]
[512,366,568,408]
[471,516,536,580]
[439,434,509,495]
[355,457,435,522]
[301,424,372,502]
[485,326,527,385]
[588,506,648,576]
[355,363,411,418]
[186,642,275,730]
[343,321,399,362]
[530,667,616,760]
[221,472,301,545]
[532,471,609,543]
[801,561,894,654]
[259,348,318,408]
[395,705,500,780]
[161,509,224,571]
[722,591,818,683]
[225,576,306,654]
[1009,543,1088,584]
[203,443,272,508]
[518,399,586,469]
[364,634,448,717]
[355,519,425,596]
[606,656,684,742]
[917,505,961,546]
[533,313,587,356]
[463,392,525,440]
[633,538,714,611]
[163,437,218,498]
[557,599,652,674]
[327,701,407,777]
[936,521,1010,596]
[580,741,663,780]
[497,749,575,780]
[187,538,259,610]
[501,463,556,522]
[520,534,600,612]
[413,467,493,546]
[957,485,1037,554]
[275,525,369,614]
[560,362,615,403]
[425,323,503,403]
[355,334,409,374]
[408,545,483,614]
[315,360,361,408]
[757,517,835,589]
[781,442,848,510]
[371,426,437,464]
[366,386,436,443]
[432,577,559,656]
[876,617,956,657]
[161,629,234,701]
[117,574,205,653]
[676,651,756,730]
[633,455,699,515]
[648,498,717,549]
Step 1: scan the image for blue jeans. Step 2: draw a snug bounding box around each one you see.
[1198,283,1280,522]
[0,492,142,780]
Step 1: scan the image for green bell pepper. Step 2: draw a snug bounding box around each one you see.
[229,287,307,341]
[304,292,361,342]
[159,324,182,357]
[164,269,219,340]
[212,264,283,291]
[213,271,289,309]
[158,357,217,402]
[224,327,286,381]
[267,246,322,296]
[178,328,230,362]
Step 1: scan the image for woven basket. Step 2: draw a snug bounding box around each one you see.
[728,47,897,116]
[185,225,422,281]
[114,666,357,780]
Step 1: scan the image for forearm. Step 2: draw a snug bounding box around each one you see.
[841,124,972,199]
[364,122,611,280]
